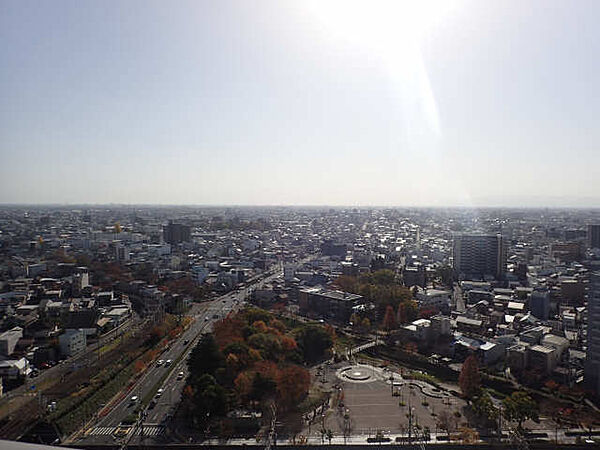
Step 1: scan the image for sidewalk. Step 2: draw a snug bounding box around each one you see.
[195,427,590,446]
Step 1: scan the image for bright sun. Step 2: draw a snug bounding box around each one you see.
[305,1,466,147]
[306,0,463,53]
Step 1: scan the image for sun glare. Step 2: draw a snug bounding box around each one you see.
[307,0,464,140]
[306,0,462,52]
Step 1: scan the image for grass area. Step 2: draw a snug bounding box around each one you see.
[405,370,441,386]
[356,353,382,366]
[51,358,136,436]
[97,329,135,356]
[486,387,507,400]
[334,332,361,355]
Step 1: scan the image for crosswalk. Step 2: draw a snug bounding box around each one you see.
[137,425,165,436]
[89,426,119,436]
[88,425,165,437]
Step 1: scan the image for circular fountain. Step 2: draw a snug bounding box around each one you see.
[338,365,373,382]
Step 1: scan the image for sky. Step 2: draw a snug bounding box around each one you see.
[1,0,599,207]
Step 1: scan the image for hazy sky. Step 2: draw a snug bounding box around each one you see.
[1,0,599,206]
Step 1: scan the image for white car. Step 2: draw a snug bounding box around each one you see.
[157,360,164,366]
[165,359,172,367]
[156,388,164,398]
[177,371,184,380]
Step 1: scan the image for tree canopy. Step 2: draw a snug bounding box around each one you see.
[333,270,415,327]
[502,391,539,429]
[184,307,324,428]
[459,355,481,399]
[294,324,333,364]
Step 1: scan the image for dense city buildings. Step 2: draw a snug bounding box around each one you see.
[1,206,600,446]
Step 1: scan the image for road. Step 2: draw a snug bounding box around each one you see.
[76,267,283,446]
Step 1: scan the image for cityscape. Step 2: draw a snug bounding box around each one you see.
[2,0,600,449]
[0,206,600,448]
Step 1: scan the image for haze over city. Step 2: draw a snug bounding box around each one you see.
[5,2,600,448]
[2,0,599,207]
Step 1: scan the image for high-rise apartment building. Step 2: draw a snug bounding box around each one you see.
[589,224,600,249]
[163,221,191,245]
[585,272,600,395]
[530,288,550,321]
[452,233,506,280]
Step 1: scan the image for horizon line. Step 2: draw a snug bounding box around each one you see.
[2,203,600,210]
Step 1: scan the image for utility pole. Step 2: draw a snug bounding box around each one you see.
[408,394,413,445]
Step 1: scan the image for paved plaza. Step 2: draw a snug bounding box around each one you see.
[306,362,467,440]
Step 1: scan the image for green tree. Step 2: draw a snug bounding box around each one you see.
[502,391,538,430]
[188,374,228,425]
[361,317,371,331]
[371,269,395,285]
[294,324,333,364]
[250,371,278,405]
[403,300,419,323]
[472,390,499,426]
[188,334,225,382]
[435,265,455,286]
[459,355,481,400]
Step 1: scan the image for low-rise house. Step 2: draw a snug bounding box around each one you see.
[0,327,23,357]
[0,358,30,379]
[416,289,451,310]
[455,315,483,333]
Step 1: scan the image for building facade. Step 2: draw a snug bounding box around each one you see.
[530,289,550,321]
[452,233,507,280]
[585,272,600,395]
[163,221,191,245]
[589,224,600,249]
[298,287,362,322]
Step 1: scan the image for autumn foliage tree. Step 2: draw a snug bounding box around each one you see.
[459,355,481,400]
[185,307,326,423]
[333,270,413,324]
[134,360,146,373]
[382,305,396,331]
[277,365,310,409]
